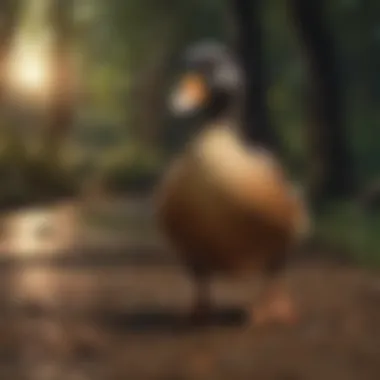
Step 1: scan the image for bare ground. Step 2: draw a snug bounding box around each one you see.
[0,198,378,379]
[0,260,379,380]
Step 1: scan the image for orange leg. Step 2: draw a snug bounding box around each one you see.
[252,274,298,326]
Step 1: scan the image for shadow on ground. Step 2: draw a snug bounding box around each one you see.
[96,306,247,333]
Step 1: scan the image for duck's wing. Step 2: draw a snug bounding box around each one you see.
[220,146,310,240]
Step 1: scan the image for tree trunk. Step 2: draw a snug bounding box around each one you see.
[130,7,187,152]
[44,0,75,157]
[288,0,355,206]
[0,0,22,152]
[229,0,281,155]
[0,0,21,103]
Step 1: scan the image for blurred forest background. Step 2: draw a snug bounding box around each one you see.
[0,0,379,264]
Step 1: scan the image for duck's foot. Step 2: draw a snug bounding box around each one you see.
[252,290,298,327]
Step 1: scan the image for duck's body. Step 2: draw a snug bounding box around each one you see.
[155,41,310,324]
[157,123,307,276]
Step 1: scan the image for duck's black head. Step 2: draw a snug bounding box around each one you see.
[169,41,243,121]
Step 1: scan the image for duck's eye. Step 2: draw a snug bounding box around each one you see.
[169,73,209,115]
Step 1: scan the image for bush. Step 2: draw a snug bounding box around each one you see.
[314,200,380,267]
[0,143,78,210]
[97,143,164,194]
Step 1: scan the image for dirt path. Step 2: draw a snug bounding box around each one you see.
[0,198,378,379]
[0,262,379,380]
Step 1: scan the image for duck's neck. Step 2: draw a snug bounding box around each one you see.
[201,96,241,134]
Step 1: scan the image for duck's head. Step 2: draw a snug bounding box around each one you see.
[169,41,243,120]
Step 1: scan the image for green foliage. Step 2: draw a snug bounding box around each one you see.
[97,142,163,194]
[0,139,77,209]
[314,201,380,267]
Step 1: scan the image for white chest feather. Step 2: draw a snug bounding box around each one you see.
[190,126,280,192]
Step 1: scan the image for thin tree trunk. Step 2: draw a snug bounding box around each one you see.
[229,0,281,155]
[0,0,21,103]
[131,7,187,152]
[44,0,74,157]
[288,0,355,206]
[0,0,22,152]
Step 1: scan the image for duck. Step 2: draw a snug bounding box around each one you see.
[155,41,310,325]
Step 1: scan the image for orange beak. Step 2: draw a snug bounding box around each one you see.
[169,73,209,115]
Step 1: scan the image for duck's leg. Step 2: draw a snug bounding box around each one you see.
[252,260,298,326]
[189,268,212,324]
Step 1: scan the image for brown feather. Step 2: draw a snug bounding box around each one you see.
[155,125,310,276]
